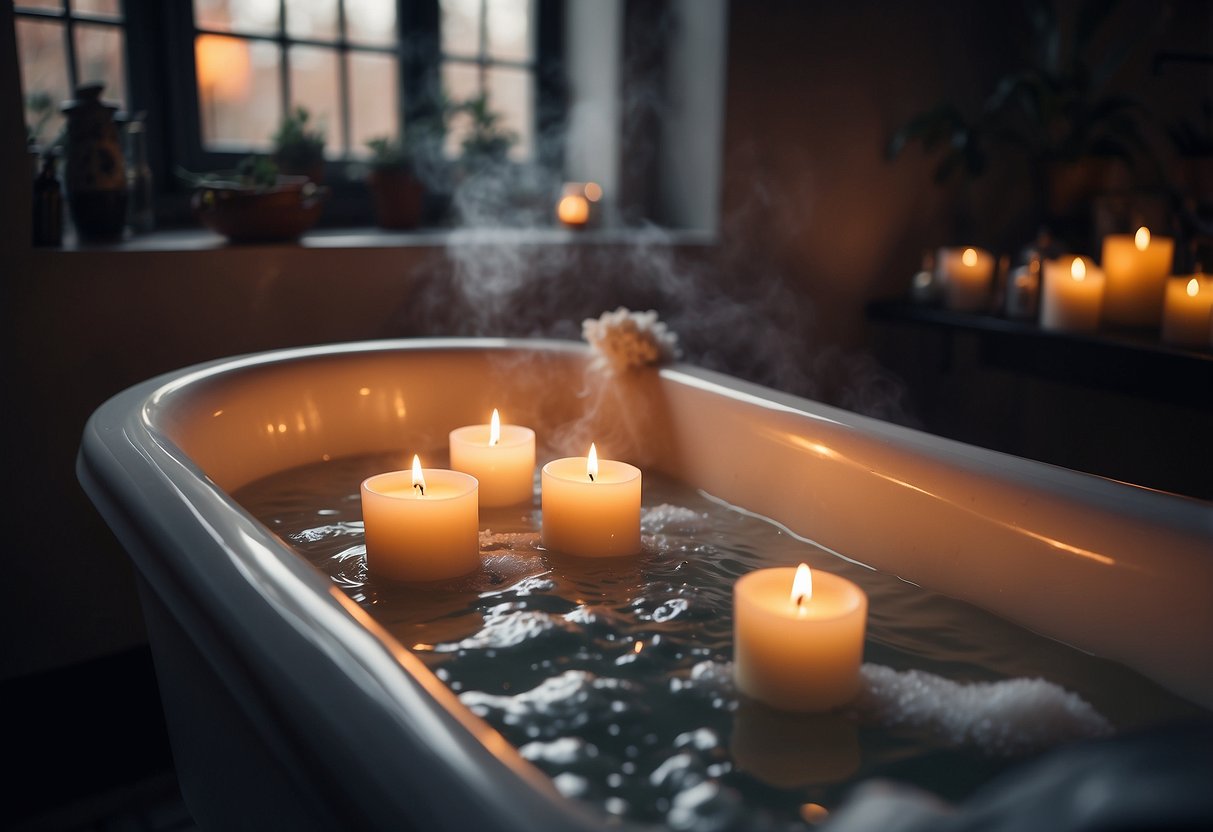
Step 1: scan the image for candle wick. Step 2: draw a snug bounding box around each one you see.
[414,483,425,497]
[796,594,805,613]
[588,473,595,482]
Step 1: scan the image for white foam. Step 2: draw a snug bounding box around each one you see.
[857,663,1113,756]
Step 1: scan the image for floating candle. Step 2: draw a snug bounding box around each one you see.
[937,246,995,312]
[449,409,536,507]
[541,443,641,557]
[1041,256,1105,333]
[1100,226,1175,327]
[360,455,479,582]
[733,563,867,712]
[1161,275,1213,349]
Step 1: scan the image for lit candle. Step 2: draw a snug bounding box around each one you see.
[1041,256,1105,333]
[937,246,995,312]
[1161,275,1213,349]
[1100,226,1175,327]
[540,443,641,557]
[556,181,601,229]
[733,563,867,712]
[449,409,536,507]
[360,455,479,582]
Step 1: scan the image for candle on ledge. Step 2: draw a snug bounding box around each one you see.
[733,563,867,713]
[541,443,641,557]
[556,181,601,229]
[449,409,536,507]
[1161,274,1213,349]
[360,454,479,582]
[937,246,995,312]
[1100,226,1175,327]
[1041,256,1105,333]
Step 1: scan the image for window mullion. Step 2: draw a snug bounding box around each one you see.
[337,0,351,156]
[62,0,80,93]
[278,0,290,118]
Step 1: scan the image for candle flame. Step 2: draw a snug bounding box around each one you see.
[1187,278,1200,298]
[584,181,603,202]
[791,563,813,612]
[587,443,598,482]
[633,640,643,654]
[1134,226,1150,251]
[411,454,426,497]
[1071,257,1086,282]
[490,408,501,446]
[961,248,977,267]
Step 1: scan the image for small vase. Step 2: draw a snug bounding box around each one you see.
[62,82,127,242]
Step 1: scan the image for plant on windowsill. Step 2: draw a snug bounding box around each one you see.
[887,0,1164,243]
[448,91,557,226]
[180,154,328,243]
[365,136,426,230]
[271,106,327,183]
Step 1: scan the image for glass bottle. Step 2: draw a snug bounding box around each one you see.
[125,113,154,233]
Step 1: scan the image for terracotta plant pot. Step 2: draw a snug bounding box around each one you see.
[192,176,327,243]
[367,168,425,230]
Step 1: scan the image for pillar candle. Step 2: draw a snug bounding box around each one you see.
[937,246,995,312]
[449,409,536,507]
[733,564,867,712]
[541,443,641,557]
[1100,226,1175,327]
[361,455,480,582]
[1161,275,1213,349]
[1041,256,1105,333]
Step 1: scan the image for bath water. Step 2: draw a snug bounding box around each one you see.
[234,451,1205,830]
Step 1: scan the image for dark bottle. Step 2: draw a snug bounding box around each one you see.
[32,149,63,247]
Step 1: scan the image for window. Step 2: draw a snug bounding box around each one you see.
[8,1,588,228]
[191,0,400,159]
[13,0,129,149]
[439,0,535,160]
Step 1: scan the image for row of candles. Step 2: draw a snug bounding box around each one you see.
[930,227,1213,348]
[360,409,868,714]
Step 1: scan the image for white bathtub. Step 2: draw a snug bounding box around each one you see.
[77,338,1213,831]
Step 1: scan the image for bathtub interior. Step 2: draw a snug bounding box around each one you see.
[82,339,1213,830]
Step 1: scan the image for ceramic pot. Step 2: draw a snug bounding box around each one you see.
[192,176,328,243]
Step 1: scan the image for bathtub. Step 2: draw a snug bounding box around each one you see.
[77,338,1213,831]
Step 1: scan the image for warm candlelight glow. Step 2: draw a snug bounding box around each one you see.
[1134,226,1150,251]
[1071,257,1086,281]
[584,182,603,202]
[489,408,501,446]
[587,443,599,482]
[791,563,813,612]
[1187,278,1200,298]
[961,248,977,267]
[411,454,425,496]
[557,194,590,226]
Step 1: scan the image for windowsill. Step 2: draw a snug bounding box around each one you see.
[35,224,718,254]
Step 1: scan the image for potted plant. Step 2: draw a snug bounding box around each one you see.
[887,0,1163,240]
[365,136,426,230]
[182,154,328,243]
[271,106,326,183]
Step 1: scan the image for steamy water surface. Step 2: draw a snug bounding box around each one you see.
[234,451,1204,831]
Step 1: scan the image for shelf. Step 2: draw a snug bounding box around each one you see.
[867,300,1213,410]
